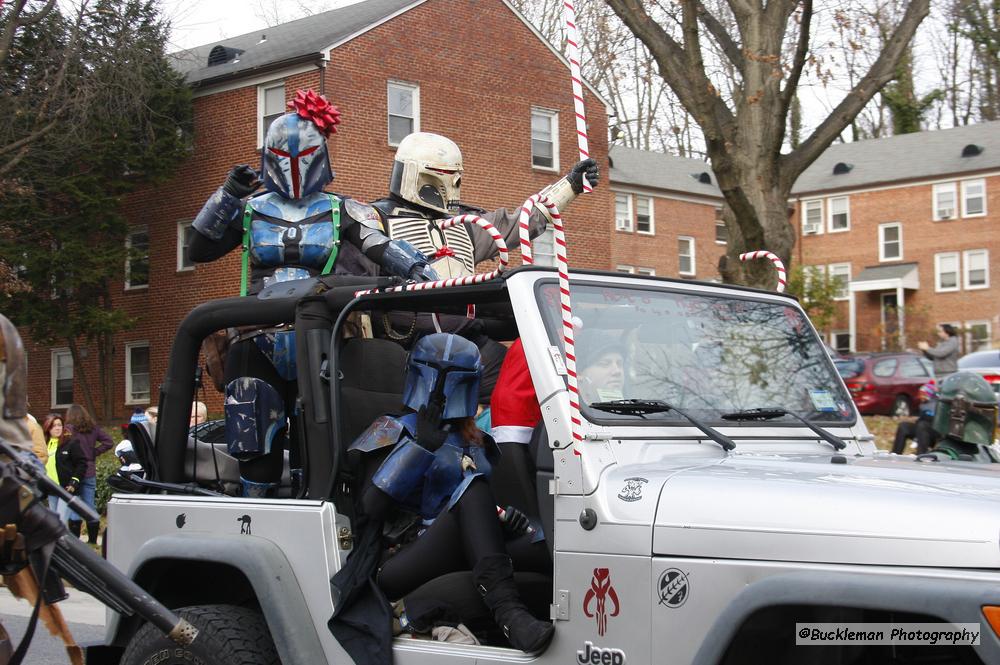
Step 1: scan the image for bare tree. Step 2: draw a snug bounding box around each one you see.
[604,0,930,288]
[509,0,702,156]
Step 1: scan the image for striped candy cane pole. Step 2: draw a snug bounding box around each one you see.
[738,250,787,293]
[354,216,509,297]
[562,0,592,193]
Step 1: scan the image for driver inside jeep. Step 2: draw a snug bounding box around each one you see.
[339,332,554,655]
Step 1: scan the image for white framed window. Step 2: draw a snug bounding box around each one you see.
[963,248,989,289]
[636,196,654,234]
[828,196,850,232]
[715,220,727,244]
[828,262,851,300]
[637,267,656,276]
[51,349,73,408]
[878,223,902,262]
[678,236,695,276]
[616,264,635,274]
[530,108,559,170]
[125,226,149,290]
[177,221,194,272]
[965,320,992,352]
[935,252,960,292]
[257,81,285,148]
[614,192,633,232]
[387,81,419,146]
[830,331,851,354]
[962,179,986,217]
[125,342,150,404]
[532,229,556,267]
[802,199,823,235]
[933,182,957,220]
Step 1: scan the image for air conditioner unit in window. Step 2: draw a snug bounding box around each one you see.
[803,221,821,235]
[939,209,954,220]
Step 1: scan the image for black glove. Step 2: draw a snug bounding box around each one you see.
[500,505,530,537]
[223,164,261,198]
[415,399,448,452]
[566,158,600,194]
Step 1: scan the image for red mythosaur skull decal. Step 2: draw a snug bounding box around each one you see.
[583,568,620,636]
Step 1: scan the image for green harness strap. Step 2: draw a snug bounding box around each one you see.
[240,194,341,297]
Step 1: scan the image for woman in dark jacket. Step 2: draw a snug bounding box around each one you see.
[64,404,113,543]
[54,433,88,536]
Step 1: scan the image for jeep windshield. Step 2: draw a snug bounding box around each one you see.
[536,281,855,424]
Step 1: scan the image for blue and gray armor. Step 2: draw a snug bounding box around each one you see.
[350,413,498,522]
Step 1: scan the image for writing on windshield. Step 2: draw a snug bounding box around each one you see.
[536,282,854,423]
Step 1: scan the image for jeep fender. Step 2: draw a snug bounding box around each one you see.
[108,534,325,664]
[691,570,1000,665]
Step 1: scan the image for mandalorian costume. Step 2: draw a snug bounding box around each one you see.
[188,90,437,496]
[921,372,999,463]
[341,333,553,655]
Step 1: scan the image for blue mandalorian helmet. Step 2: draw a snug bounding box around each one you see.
[403,333,481,420]
[261,113,333,199]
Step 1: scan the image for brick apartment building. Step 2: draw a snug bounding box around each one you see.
[792,122,1000,354]
[608,146,726,280]
[21,0,612,420]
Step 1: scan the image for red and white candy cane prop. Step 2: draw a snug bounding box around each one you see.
[562,0,593,193]
[738,250,787,293]
[517,195,584,448]
[354,215,509,298]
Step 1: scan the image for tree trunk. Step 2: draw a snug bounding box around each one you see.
[718,181,795,291]
[98,331,114,422]
[66,337,99,420]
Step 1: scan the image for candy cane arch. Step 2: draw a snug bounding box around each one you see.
[738,250,787,293]
[562,0,592,193]
[354,215,509,297]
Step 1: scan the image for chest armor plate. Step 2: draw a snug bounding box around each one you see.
[388,216,476,278]
[248,192,337,284]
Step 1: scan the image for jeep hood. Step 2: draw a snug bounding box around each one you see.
[649,454,1000,567]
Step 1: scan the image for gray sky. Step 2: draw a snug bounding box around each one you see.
[161,0,351,51]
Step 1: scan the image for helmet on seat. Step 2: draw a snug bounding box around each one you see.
[403,333,481,420]
[931,372,997,446]
[389,132,463,215]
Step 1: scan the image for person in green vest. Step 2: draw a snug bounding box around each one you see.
[187,89,438,497]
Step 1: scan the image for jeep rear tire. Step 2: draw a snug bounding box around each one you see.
[120,604,279,665]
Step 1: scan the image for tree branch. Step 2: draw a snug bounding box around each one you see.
[695,0,742,69]
[785,0,930,182]
[779,0,812,122]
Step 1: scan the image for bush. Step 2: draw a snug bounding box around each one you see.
[94,426,124,516]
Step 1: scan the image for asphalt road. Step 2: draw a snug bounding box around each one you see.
[0,589,107,664]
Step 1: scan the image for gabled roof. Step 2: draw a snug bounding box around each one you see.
[169,0,422,86]
[609,145,721,199]
[169,0,611,108]
[792,121,1000,195]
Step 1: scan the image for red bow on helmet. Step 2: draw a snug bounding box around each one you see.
[287,89,342,137]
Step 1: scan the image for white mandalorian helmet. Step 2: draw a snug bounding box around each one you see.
[390,132,463,215]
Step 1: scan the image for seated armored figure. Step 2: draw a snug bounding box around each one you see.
[922,372,999,463]
[373,132,599,280]
[187,89,438,497]
[349,333,554,652]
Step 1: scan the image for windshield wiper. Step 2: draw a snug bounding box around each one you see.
[720,407,847,451]
[589,399,736,451]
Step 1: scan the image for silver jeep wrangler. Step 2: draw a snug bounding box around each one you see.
[93,268,1000,665]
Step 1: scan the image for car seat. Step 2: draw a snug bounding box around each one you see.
[338,337,408,445]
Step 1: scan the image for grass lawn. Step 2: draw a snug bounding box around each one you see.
[863,415,906,452]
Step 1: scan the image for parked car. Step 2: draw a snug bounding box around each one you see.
[957,350,1000,397]
[835,352,934,416]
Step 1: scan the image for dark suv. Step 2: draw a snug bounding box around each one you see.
[835,352,934,416]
